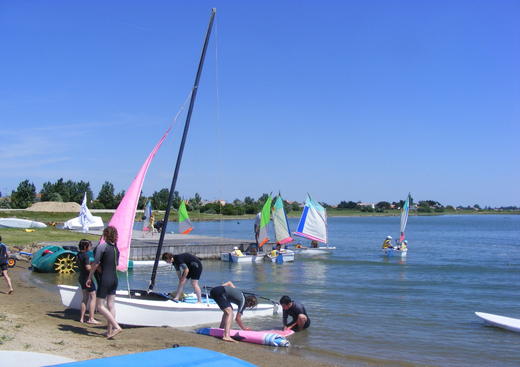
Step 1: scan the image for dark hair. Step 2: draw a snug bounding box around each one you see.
[245,295,258,309]
[78,239,92,251]
[162,252,173,262]
[279,295,292,305]
[103,226,118,244]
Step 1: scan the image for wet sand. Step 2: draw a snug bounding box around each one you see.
[0,262,337,366]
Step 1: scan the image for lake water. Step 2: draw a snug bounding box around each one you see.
[34,215,520,367]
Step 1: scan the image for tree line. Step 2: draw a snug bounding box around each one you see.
[1,179,516,213]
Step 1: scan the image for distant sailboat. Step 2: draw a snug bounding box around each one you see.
[142,200,152,232]
[293,194,336,254]
[382,193,410,257]
[272,194,293,245]
[257,196,272,248]
[178,200,193,234]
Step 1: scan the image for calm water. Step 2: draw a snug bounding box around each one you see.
[33,215,520,367]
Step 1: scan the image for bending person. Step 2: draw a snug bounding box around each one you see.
[280,295,310,332]
[209,281,258,343]
[86,226,122,339]
[162,252,203,302]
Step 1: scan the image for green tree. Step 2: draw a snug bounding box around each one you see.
[337,201,359,209]
[151,188,170,210]
[375,201,391,210]
[97,181,116,209]
[114,190,125,208]
[137,191,147,210]
[189,193,202,211]
[11,180,36,209]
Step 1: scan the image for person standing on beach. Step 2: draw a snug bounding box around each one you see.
[0,236,14,294]
[161,252,202,302]
[254,212,261,247]
[280,295,310,332]
[77,239,99,325]
[86,226,122,338]
[209,281,257,343]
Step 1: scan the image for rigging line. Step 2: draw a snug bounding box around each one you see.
[213,13,225,239]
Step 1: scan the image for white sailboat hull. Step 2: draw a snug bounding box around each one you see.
[382,248,407,257]
[58,285,279,328]
[294,246,336,255]
[475,312,520,333]
[63,216,104,230]
[220,253,262,263]
[0,218,47,229]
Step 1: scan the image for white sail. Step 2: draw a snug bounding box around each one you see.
[293,194,327,244]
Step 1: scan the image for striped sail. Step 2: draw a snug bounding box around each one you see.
[273,195,293,245]
[101,127,171,272]
[258,196,273,247]
[399,194,410,243]
[142,200,152,231]
[178,200,193,234]
[293,194,328,244]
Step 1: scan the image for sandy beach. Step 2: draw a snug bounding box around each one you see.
[0,262,337,367]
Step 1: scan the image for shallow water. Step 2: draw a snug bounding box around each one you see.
[33,215,520,367]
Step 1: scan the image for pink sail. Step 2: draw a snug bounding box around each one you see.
[100,128,171,272]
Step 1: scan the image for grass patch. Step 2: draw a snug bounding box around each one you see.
[0,227,100,248]
[0,334,14,344]
[23,343,31,349]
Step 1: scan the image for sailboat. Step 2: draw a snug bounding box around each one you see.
[63,192,104,232]
[382,193,410,257]
[220,197,273,263]
[141,200,152,233]
[58,9,278,327]
[264,194,295,263]
[293,194,336,254]
[178,200,193,234]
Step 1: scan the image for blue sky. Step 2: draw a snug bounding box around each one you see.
[1,1,518,207]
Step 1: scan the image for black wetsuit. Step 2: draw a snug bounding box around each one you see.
[210,286,246,314]
[93,242,119,298]
[77,252,95,292]
[283,301,310,331]
[173,253,202,280]
[0,242,8,272]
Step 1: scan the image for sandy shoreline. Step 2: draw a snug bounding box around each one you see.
[0,262,337,367]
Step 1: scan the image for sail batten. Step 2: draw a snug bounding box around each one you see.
[293,194,328,244]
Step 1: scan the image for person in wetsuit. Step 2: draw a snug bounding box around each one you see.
[86,226,122,339]
[280,295,310,332]
[77,239,99,325]
[162,252,203,302]
[209,281,258,342]
[0,236,13,294]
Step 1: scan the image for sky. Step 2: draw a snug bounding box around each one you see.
[0,1,519,207]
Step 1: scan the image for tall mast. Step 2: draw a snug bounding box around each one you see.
[148,8,216,291]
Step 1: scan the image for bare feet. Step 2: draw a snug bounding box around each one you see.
[8,289,13,295]
[79,319,85,324]
[107,328,122,339]
[87,319,101,324]
[222,337,238,343]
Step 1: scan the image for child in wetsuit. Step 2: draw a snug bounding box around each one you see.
[77,239,99,324]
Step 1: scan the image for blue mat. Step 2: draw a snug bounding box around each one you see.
[46,347,256,367]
